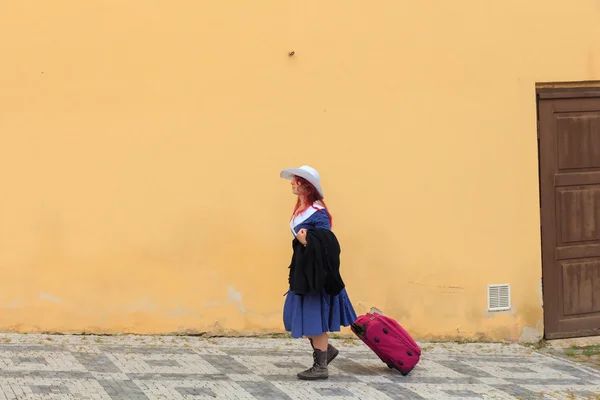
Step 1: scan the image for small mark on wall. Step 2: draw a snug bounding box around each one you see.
[3,299,21,309]
[168,305,195,317]
[123,297,156,312]
[39,293,62,304]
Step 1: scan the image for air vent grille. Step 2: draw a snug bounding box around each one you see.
[488,284,511,311]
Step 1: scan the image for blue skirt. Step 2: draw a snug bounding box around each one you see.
[283,288,358,338]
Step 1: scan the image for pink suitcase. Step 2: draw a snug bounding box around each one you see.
[351,313,421,376]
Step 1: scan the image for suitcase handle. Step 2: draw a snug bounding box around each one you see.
[351,322,366,338]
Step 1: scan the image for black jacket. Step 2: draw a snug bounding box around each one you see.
[288,228,345,296]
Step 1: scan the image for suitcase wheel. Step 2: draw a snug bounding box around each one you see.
[387,363,394,369]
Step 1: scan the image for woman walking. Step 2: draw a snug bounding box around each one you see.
[280,165,357,380]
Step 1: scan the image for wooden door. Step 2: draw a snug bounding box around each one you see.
[539,88,600,339]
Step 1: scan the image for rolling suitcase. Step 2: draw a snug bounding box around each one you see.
[351,313,421,376]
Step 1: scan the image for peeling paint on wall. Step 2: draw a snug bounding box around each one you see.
[370,306,384,315]
[519,322,543,343]
[227,286,245,313]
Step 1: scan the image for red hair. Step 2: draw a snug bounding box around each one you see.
[291,176,333,227]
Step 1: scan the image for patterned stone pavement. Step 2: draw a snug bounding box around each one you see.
[0,334,599,399]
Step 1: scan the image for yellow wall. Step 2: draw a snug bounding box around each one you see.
[2,0,600,341]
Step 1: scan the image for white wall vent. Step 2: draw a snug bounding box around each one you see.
[487,284,511,311]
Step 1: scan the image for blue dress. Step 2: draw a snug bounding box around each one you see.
[283,207,358,338]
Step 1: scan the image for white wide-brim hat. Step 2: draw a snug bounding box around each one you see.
[280,165,324,198]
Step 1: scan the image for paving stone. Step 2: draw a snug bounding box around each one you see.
[223,348,308,356]
[0,345,69,353]
[435,360,493,377]
[388,375,484,384]
[444,355,536,363]
[273,361,306,369]
[72,353,121,373]
[127,373,230,381]
[501,366,538,374]
[489,384,541,399]
[368,383,425,399]
[0,370,94,379]
[314,387,354,397]
[175,386,215,396]
[201,354,253,374]
[331,358,380,376]
[545,361,600,381]
[442,389,481,398]
[505,378,592,385]
[237,381,293,399]
[11,357,49,365]
[1,334,600,399]
[144,360,180,368]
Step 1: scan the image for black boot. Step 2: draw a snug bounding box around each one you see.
[297,348,329,380]
[309,339,339,365]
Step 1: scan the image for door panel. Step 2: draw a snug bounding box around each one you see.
[556,114,600,169]
[539,91,600,339]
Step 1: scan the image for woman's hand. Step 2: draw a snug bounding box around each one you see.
[297,229,308,246]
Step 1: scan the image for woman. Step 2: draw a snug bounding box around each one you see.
[280,165,357,380]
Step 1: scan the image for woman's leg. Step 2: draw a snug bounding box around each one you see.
[308,333,328,351]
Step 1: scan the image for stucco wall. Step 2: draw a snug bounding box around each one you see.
[2,0,600,341]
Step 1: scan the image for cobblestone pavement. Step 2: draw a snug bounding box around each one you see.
[541,337,600,372]
[1,334,600,399]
